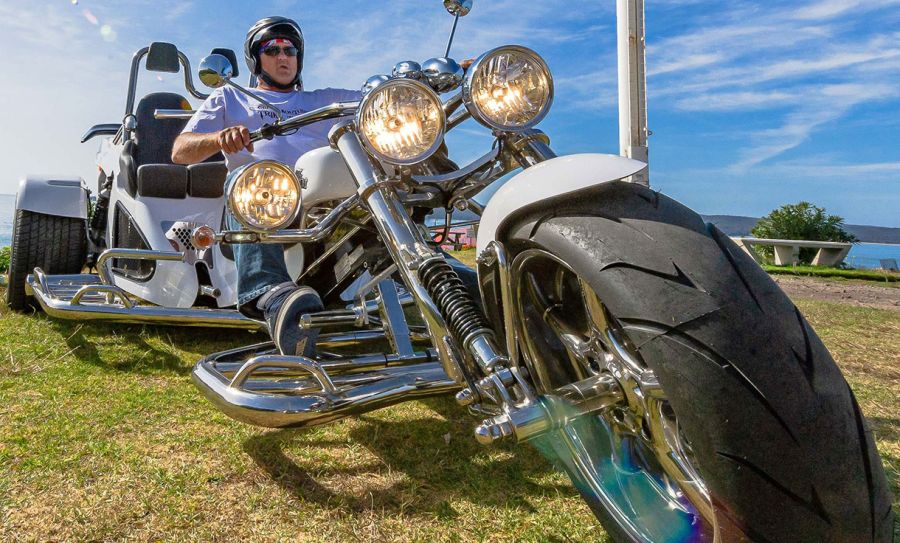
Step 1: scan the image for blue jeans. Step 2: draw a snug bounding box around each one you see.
[225,170,293,317]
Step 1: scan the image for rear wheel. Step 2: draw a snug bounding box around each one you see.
[6,210,87,310]
[502,182,893,542]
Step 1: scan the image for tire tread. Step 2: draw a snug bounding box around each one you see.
[6,210,86,310]
[502,181,893,541]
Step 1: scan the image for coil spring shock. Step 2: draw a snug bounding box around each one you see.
[418,258,492,346]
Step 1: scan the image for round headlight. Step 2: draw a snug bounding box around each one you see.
[357,78,445,165]
[227,160,301,232]
[463,46,553,131]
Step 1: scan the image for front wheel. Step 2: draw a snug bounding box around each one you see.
[6,210,87,310]
[501,182,892,542]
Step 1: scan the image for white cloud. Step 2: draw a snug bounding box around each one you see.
[792,0,900,20]
[636,0,900,171]
[731,84,895,170]
[792,0,862,20]
[675,90,795,111]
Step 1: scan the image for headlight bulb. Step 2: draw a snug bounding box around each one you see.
[463,46,554,131]
[357,78,446,165]
[226,161,301,232]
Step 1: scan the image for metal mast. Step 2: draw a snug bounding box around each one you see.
[617,0,650,185]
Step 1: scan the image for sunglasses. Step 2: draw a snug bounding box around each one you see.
[261,45,299,57]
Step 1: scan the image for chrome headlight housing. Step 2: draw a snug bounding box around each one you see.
[357,78,446,165]
[227,160,301,232]
[463,45,553,131]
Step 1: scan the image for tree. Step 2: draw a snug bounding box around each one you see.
[751,202,857,264]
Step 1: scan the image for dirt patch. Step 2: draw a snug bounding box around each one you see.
[773,275,900,311]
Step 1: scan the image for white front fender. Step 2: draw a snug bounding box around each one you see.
[475,153,647,257]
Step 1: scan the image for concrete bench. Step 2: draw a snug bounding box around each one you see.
[731,237,852,267]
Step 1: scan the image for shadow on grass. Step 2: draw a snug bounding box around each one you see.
[869,416,900,443]
[47,318,250,376]
[242,397,573,516]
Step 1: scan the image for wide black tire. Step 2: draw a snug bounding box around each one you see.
[6,210,87,310]
[503,181,893,542]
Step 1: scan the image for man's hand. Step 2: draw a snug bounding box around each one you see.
[218,126,254,154]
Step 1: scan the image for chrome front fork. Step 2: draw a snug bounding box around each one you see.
[329,122,507,385]
[329,123,588,447]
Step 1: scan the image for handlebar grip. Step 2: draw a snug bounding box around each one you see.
[249,123,278,143]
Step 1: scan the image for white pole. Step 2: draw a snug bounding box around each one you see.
[617,0,650,185]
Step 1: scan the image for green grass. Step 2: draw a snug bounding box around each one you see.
[763,264,900,283]
[448,248,477,268]
[0,290,602,542]
[0,246,9,275]
[0,287,897,541]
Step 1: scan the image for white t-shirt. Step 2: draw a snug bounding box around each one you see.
[182,86,361,171]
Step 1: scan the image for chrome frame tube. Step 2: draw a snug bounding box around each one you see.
[26,270,262,329]
[447,107,472,130]
[481,241,518,365]
[153,109,195,120]
[217,194,360,244]
[176,51,209,100]
[329,120,468,384]
[193,356,458,428]
[316,329,431,350]
[377,279,415,357]
[96,248,184,286]
[443,92,465,118]
[124,47,151,121]
[503,130,558,168]
[354,264,398,304]
[213,349,436,379]
[229,355,338,394]
[124,47,209,129]
[411,146,502,186]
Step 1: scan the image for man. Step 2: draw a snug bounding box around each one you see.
[172,16,361,357]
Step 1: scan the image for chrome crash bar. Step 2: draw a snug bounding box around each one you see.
[193,344,459,428]
[24,248,261,329]
[193,278,458,428]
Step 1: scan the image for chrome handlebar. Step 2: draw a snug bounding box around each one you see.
[245,93,471,144]
[248,101,360,143]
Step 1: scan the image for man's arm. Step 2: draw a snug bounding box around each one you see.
[171,126,255,165]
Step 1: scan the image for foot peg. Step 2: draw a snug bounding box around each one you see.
[472,374,625,445]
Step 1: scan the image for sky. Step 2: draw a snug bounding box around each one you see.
[0,0,897,227]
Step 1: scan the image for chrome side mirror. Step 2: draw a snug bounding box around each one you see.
[443,0,473,17]
[198,54,234,89]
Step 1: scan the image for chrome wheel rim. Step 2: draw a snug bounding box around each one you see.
[510,248,715,542]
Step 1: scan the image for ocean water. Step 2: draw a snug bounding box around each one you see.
[844,243,900,270]
[0,195,897,269]
[0,194,13,247]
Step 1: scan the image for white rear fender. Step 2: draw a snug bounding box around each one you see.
[15,176,89,220]
[475,153,647,257]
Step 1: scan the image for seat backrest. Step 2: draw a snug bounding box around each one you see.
[133,92,192,167]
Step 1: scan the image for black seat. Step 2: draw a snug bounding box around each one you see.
[187,162,227,198]
[119,92,192,198]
